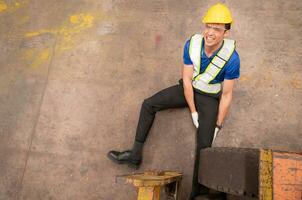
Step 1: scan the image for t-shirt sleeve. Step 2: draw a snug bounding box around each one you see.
[224,51,240,80]
[183,39,193,65]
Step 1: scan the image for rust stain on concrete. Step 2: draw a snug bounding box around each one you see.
[290,74,302,89]
[239,74,251,82]
[254,71,273,88]
[155,34,162,48]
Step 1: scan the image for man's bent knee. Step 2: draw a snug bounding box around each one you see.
[142,98,155,114]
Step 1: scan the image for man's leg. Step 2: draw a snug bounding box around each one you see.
[135,83,187,142]
[108,82,187,168]
[189,92,219,199]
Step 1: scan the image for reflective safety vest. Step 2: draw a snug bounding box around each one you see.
[189,34,236,94]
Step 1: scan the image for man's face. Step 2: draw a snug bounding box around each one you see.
[203,23,228,48]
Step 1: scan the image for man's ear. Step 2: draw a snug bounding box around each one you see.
[224,30,230,37]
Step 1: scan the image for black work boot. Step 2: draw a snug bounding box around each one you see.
[107,141,143,169]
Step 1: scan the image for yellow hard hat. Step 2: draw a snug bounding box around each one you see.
[202,3,233,24]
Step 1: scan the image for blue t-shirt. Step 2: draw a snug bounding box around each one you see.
[183,38,240,84]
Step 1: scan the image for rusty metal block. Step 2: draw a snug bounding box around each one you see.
[227,194,258,200]
[198,147,260,197]
[272,151,302,200]
[198,148,302,200]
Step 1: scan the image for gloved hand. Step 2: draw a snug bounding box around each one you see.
[191,112,199,128]
[212,125,222,144]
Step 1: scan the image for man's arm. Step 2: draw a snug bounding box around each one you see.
[182,64,196,113]
[216,79,235,126]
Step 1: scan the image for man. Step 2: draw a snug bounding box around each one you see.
[107,3,240,199]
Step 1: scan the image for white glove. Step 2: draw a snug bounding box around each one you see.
[212,126,221,144]
[191,112,199,128]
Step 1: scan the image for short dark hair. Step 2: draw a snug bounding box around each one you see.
[225,23,231,30]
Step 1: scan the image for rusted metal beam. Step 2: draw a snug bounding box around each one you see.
[199,147,259,197]
[272,151,302,200]
[198,147,302,200]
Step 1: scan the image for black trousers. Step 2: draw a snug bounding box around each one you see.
[134,80,220,191]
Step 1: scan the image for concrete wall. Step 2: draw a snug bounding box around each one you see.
[0,0,301,199]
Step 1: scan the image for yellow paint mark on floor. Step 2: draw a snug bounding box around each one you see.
[40,49,50,60]
[21,48,51,69]
[25,13,95,51]
[0,0,25,13]
[59,14,95,50]
[22,48,34,60]
[0,1,8,12]
[18,15,29,24]
[23,13,95,68]
[70,14,94,26]
[32,48,51,68]
[26,29,56,37]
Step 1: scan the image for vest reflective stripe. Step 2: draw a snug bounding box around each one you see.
[192,79,221,94]
[189,34,203,78]
[189,34,236,94]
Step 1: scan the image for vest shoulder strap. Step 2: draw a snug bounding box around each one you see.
[192,37,236,86]
[216,39,236,61]
[189,34,203,73]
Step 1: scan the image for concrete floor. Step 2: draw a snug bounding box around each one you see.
[0,0,301,199]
